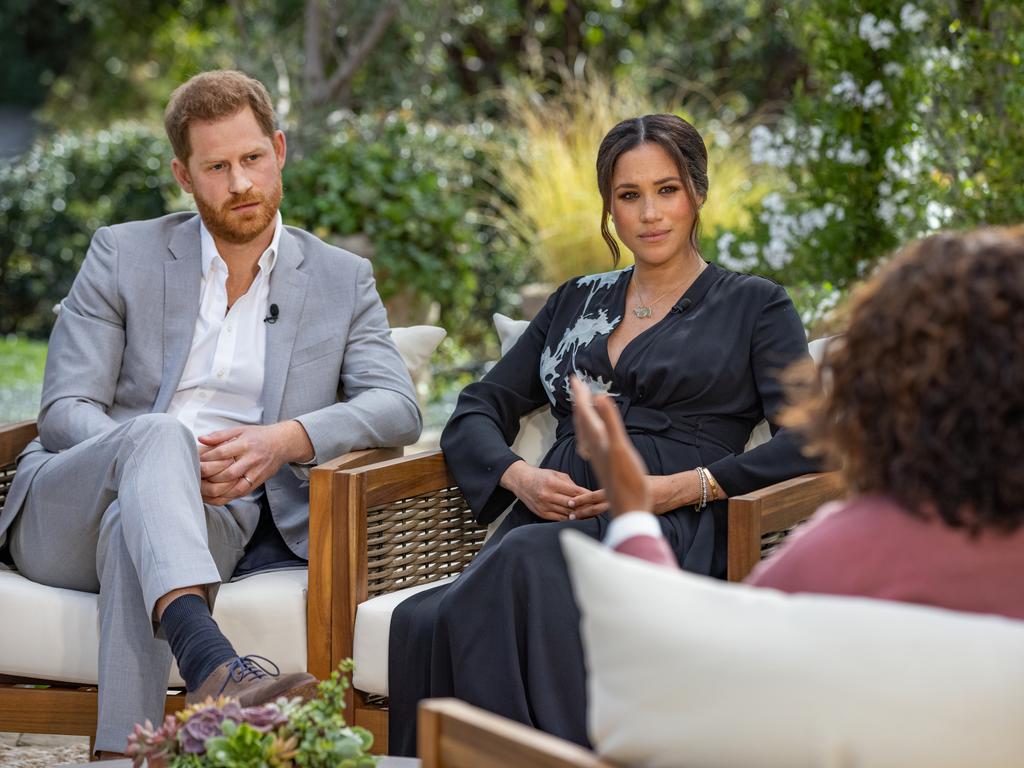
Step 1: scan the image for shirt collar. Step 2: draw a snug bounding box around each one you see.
[199,211,283,277]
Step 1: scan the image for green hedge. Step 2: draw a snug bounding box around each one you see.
[0,117,531,351]
[284,114,531,350]
[0,123,179,336]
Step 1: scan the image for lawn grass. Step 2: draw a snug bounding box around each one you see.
[0,336,46,424]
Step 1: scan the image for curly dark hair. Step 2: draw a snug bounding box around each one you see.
[785,226,1024,534]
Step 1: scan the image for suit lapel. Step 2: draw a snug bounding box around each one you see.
[262,227,309,424]
[154,217,202,413]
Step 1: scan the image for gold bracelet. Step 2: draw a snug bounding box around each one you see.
[705,470,719,502]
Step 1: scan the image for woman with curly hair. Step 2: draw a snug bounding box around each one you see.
[576,225,1024,619]
[744,226,1024,615]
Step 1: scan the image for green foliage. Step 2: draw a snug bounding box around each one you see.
[200,721,277,768]
[706,0,1024,331]
[286,662,376,768]
[0,337,47,424]
[924,2,1024,228]
[284,113,530,349]
[128,662,378,768]
[0,123,182,336]
[494,74,775,286]
[0,0,89,106]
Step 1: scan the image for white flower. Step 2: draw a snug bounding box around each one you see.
[861,81,890,109]
[831,139,870,166]
[716,233,758,272]
[761,192,786,213]
[883,62,905,79]
[830,73,890,110]
[924,200,953,230]
[900,3,928,33]
[716,231,736,259]
[877,198,900,226]
[858,13,897,51]
[831,72,861,104]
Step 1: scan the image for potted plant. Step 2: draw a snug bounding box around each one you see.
[126,661,376,767]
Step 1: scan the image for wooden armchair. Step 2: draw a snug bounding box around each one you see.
[419,698,612,768]
[332,449,844,752]
[0,418,399,752]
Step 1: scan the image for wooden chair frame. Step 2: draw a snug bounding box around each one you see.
[0,418,400,752]
[419,698,613,768]
[332,448,844,752]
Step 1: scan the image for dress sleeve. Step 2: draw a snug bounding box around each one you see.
[440,286,564,524]
[706,284,822,496]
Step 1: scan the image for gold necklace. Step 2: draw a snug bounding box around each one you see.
[631,262,704,319]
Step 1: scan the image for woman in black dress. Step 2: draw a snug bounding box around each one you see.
[388,114,819,754]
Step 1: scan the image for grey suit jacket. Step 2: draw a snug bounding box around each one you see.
[0,212,421,558]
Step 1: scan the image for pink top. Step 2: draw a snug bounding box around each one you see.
[747,495,1024,620]
[615,534,677,568]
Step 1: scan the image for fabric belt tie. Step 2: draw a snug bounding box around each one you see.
[554,396,752,455]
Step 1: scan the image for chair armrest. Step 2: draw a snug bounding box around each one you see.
[0,420,38,466]
[419,699,614,768]
[312,446,404,473]
[305,448,484,681]
[727,471,844,582]
[304,446,403,680]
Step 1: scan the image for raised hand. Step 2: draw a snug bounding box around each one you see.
[571,376,652,518]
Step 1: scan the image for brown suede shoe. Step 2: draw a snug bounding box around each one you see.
[186,655,319,707]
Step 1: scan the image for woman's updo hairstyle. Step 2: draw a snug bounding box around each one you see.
[596,114,709,265]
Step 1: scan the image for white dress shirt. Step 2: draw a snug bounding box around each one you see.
[167,213,282,441]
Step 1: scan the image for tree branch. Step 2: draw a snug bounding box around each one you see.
[321,0,402,104]
[303,0,326,99]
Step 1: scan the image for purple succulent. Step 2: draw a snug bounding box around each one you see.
[239,703,289,733]
[125,715,180,768]
[179,708,229,753]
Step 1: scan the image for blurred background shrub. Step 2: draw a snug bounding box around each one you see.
[2,0,1023,422]
[495,73,773,285]
[0,123,182,336]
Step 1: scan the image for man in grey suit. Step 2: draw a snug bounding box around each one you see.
[0,70,421,755]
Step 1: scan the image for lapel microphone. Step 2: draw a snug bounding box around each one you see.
[264,304,279,324]
[670,298,693,314]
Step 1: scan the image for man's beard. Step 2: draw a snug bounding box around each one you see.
[195,179,282,245]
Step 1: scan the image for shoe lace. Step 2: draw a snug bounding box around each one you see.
[217,654,281,696]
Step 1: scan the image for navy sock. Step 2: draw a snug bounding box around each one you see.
[161,593,238,691]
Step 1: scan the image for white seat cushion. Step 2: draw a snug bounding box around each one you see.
[0,568,308,686]
[351,576,456,696]
[562,531,1024,768]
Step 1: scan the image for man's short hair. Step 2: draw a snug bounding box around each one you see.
[164,70,277,162]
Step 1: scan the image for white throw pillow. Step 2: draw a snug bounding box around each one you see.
[390,325,447,378]
[561,531,1024,768]
[492,313,557,466]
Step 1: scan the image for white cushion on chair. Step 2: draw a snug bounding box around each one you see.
[390,325,447,377]
[493,313,556,467]
[561,531,1024,768]
[351,576,456,696]
[0,568,308,686]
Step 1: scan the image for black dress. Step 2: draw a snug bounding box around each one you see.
[387,263,819,754]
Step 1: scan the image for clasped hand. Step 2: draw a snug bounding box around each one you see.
[198,421,313,505]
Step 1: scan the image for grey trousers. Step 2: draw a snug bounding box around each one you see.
[8,414,261,752]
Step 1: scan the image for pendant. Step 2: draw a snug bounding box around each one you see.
[632,305,653,319]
